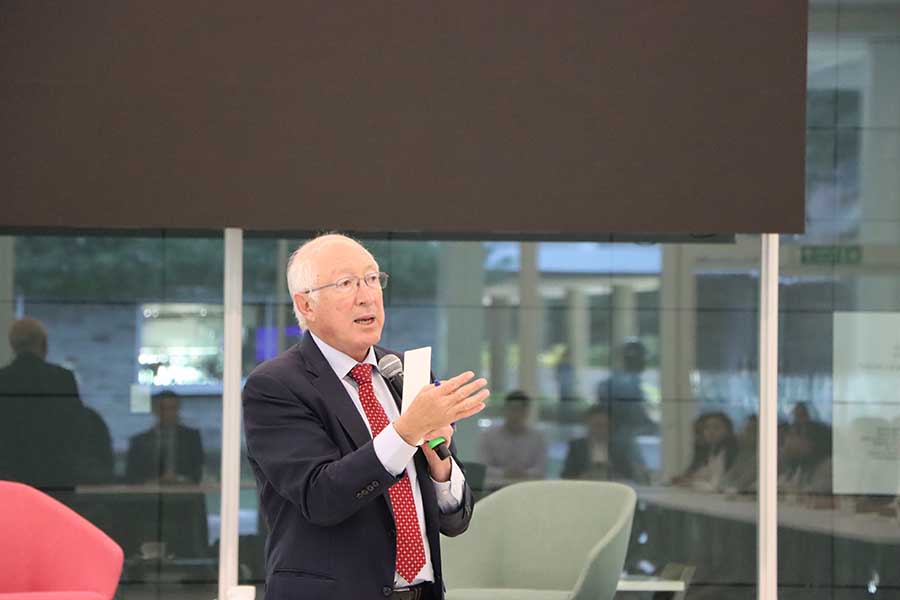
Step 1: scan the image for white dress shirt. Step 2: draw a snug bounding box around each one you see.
[310,333,465,587]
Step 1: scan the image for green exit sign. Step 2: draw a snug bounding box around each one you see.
[800,245,863,265]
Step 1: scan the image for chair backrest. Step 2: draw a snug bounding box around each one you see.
[444,480,635,593]
[569,483,637,600]
[0,480,124,598]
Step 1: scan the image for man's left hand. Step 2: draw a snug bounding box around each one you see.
[422,425,453,482]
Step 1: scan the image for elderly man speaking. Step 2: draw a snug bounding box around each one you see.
[243,233,489,600]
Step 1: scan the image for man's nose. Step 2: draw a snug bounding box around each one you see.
[355,279,376,303]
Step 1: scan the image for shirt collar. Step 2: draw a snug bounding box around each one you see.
[309,331,377,380]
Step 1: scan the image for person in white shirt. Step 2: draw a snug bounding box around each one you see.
[479,390,547,488]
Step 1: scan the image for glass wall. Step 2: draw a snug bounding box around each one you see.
[4,4,899,599]
[0,233,223,599]
[776,2,900,599]
[238,234,762,597]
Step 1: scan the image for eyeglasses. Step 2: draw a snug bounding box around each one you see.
[301,271,389,295]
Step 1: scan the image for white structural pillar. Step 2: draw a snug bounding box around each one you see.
[219,228,243,600]
[436,242,485,462]
[488,295,513,396]
[758,234,779,600]
[859,40,900,304]
[517,242,542,400]
[564,287,589,399]
[276,239,289,354]
[611,284,637,354]
[659,246,698,479]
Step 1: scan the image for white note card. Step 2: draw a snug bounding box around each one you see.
[401,346,432,416]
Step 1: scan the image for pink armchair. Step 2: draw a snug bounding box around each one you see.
[0,481,123,600]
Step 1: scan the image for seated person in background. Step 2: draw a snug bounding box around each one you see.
[126,391,204,484]
[673,412,738,491]
[480,390,547,488]
[682,414,711,475]
[791,401,817,428]
[778,421,832,497]
[721,414,758,494]
[562,404,648,482]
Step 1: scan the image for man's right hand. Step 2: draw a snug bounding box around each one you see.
[394,371,489,446]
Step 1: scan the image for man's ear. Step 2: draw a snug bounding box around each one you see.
[294,292,315,324]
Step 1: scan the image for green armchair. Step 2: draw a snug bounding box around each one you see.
[442,480,636,600]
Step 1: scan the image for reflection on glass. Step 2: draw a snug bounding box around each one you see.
[138,304,224,389]
[775,4,900,598]
[0,234,223,598]
[238,235,764,597]
[479,390,547,489]
[561,404,649,483]
[125,391,204,484]
[0,317,86,490]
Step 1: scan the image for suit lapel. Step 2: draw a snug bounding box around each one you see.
[298,333,372,451]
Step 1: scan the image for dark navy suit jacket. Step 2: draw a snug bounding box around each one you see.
[125,423,204,483]
[242,332,474,600]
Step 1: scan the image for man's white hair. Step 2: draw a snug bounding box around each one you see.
[286,233,376,328]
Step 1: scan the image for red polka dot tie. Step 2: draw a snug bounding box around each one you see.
[349,363,427,583]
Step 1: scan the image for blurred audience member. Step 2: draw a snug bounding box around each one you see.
[0,318,84,491]
[562,404,648,482]
[791,402,817,429]
[673,412,738,491]
[596,339,657,438]
[126,391,204,484]
[480,390,547,488]
[779,421,832,496]
[721,415,758,493]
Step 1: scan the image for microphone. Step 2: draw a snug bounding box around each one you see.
[378,354,451,460]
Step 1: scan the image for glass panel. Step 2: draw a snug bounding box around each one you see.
[777,3,900,598]
[240,235,760,598]
[0,233,222,599]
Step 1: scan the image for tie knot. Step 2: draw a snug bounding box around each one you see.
[349,363,372,385]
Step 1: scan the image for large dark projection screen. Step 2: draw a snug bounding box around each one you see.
[1,2,807,234]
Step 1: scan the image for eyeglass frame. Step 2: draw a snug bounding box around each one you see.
[299,271,389,295]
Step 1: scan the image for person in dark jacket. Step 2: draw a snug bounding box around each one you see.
[0,318,84,491]
[243,234,485,599]
[126,390,204,483]
[562,404,648,482]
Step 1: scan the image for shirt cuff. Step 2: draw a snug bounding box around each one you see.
[373,424,418,477]
[432,457,466,513]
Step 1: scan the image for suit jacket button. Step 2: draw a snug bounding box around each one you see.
[373,480,380,487]
[382,585,393,596]
[366,484,374,492]
[356,492,363,499]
